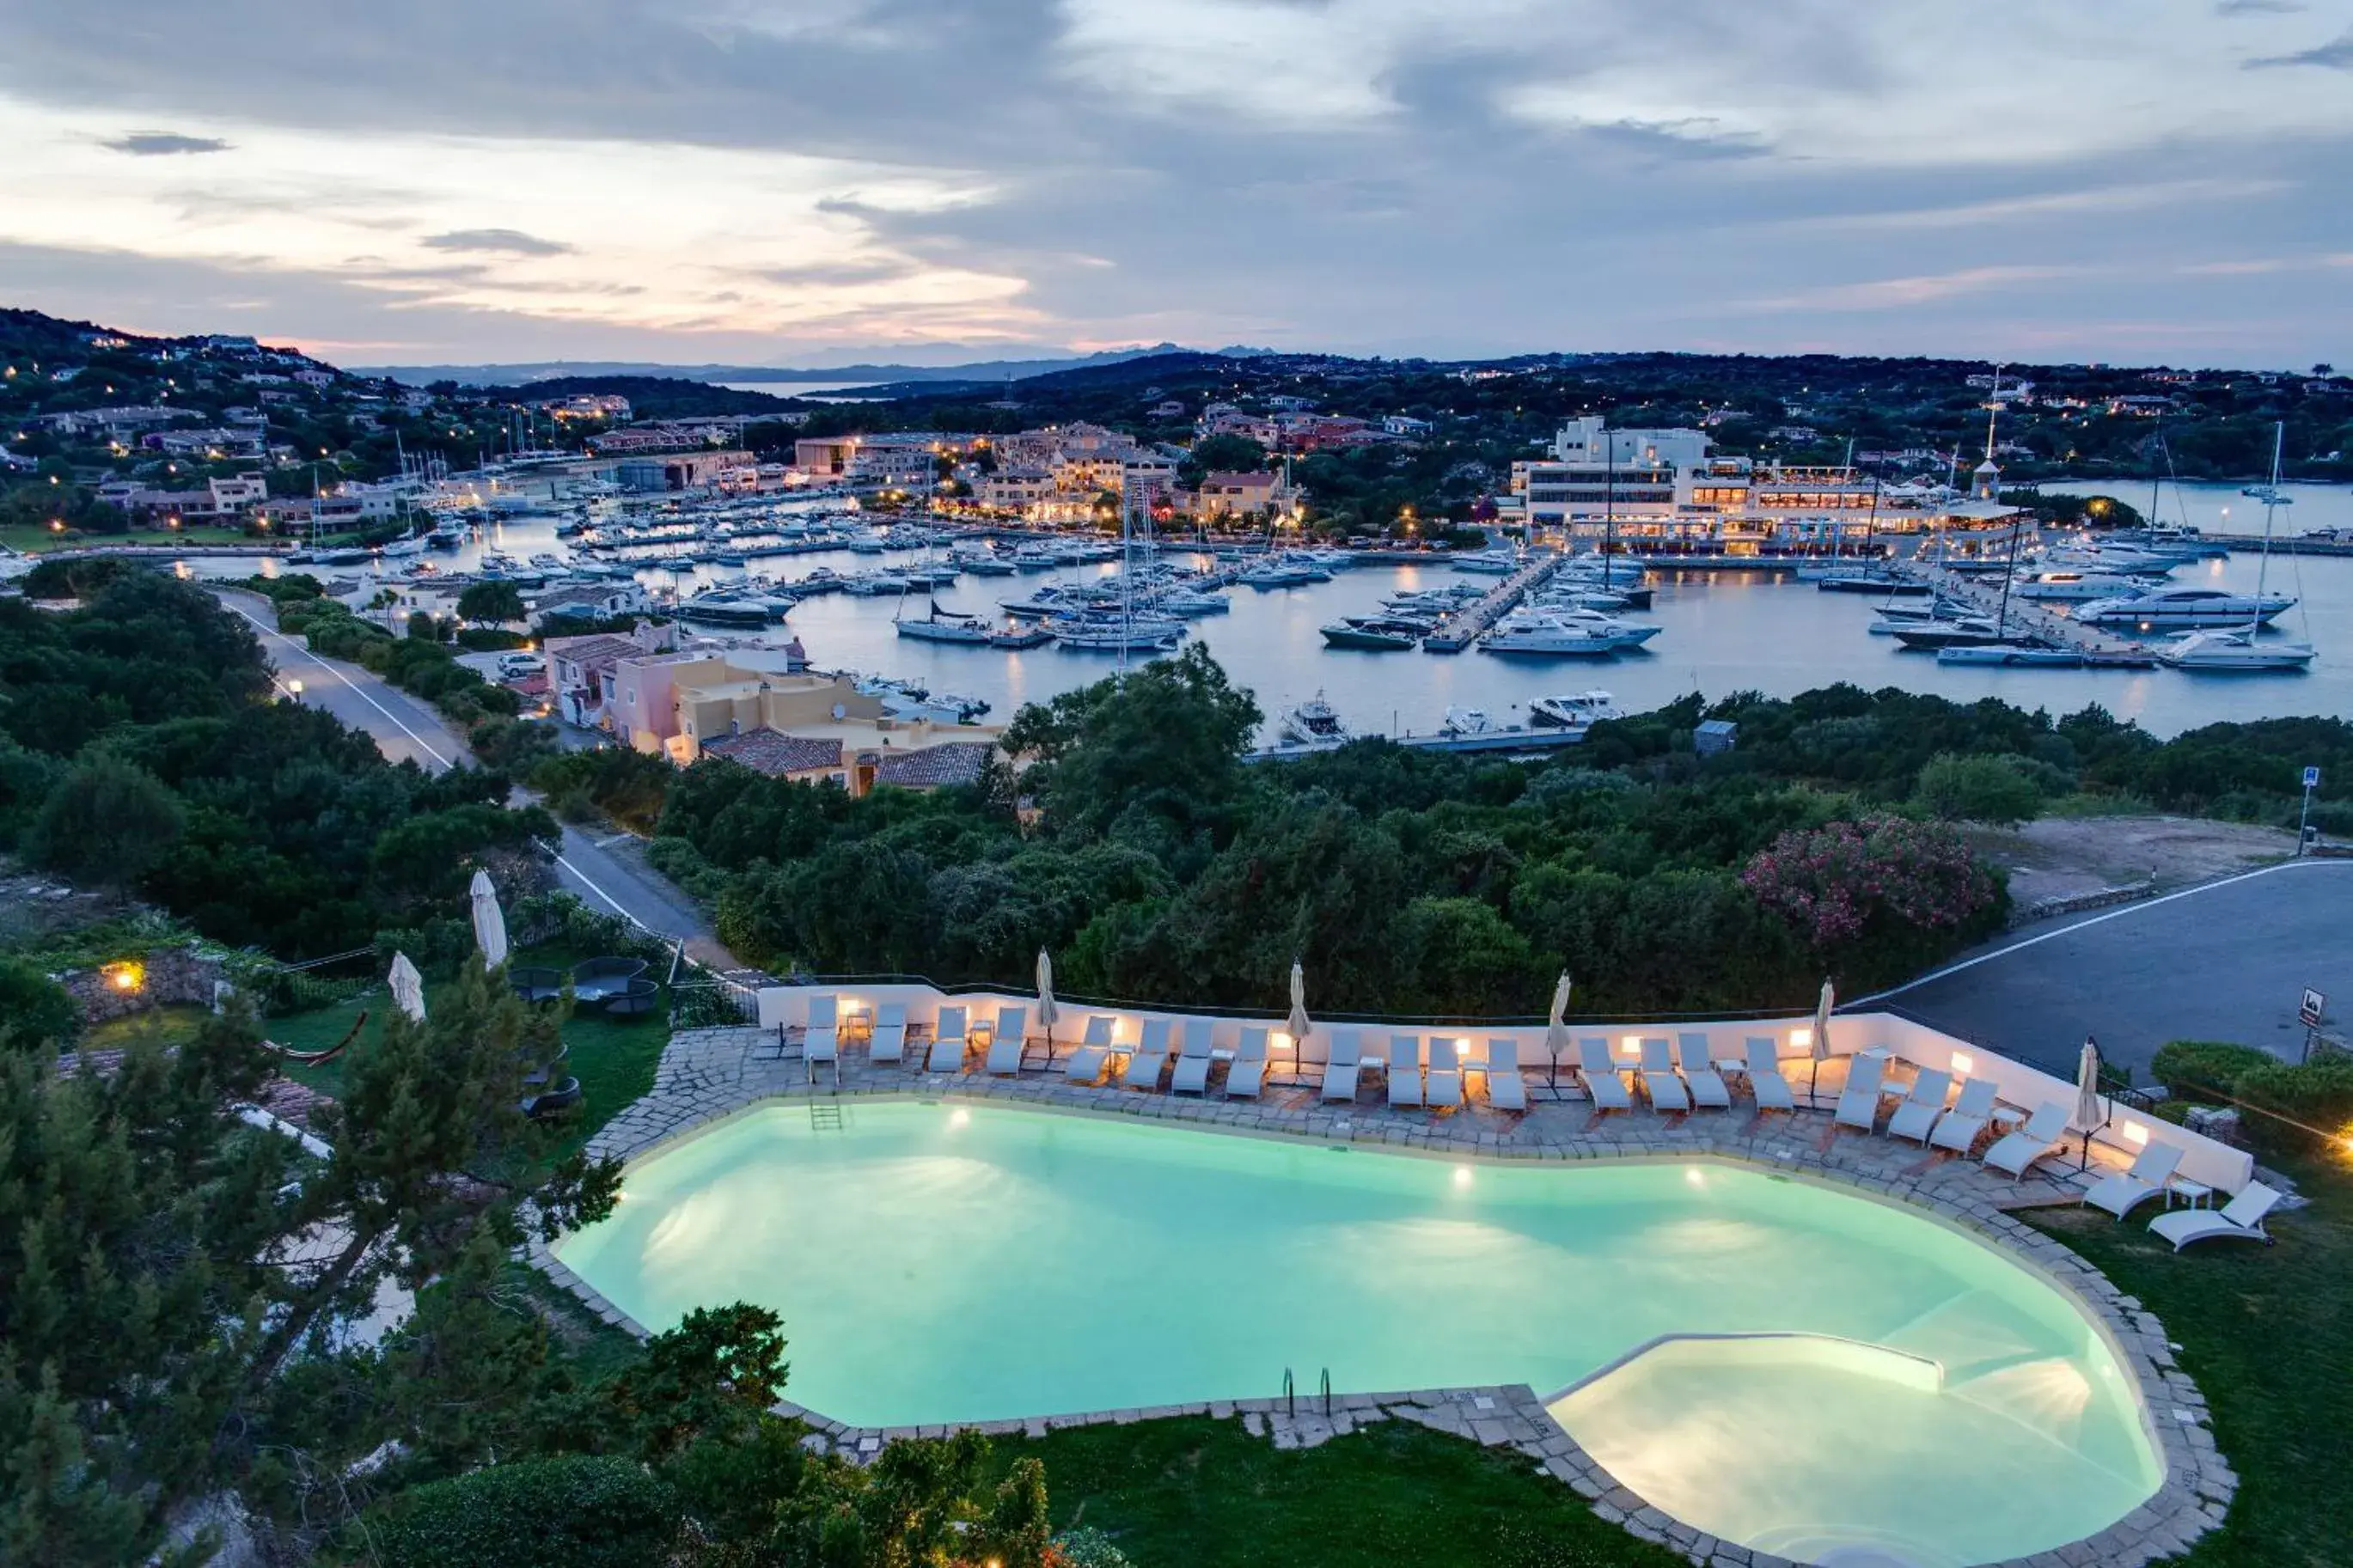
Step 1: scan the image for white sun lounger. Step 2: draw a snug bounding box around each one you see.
[1426,1039,1464,1107]
[1638,1037,1690,1113]
[1226,1026,1268,1097]
[1484,1039,1527,1111]
[1927,1077,1999,1153]
[1674,1033,1731,1109]
[802,992,839,1064]
[1170,1020,1216,1094]
[987,1005,1028,1076]
[1983,1101,2070,1178]
[1293,1027,1330,1088]
[1576,1036,1633,1111]
[1885,1068,1953,1144]
[1321,1029,1364,1101]
[869,1001,908,1064]
[2083,1141,2185,1219]
[926,1004,969,1073]
[806,998,841,1085]
[1060,1015,1115,1084]
[1743,1037,1795,1113]
[1387,1035,1424,1107]
[2148,1181,2280,1250]
[1833,1054,1888,1132]
[1125,1018,1173,1091]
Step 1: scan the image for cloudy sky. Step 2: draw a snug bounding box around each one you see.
[3,0,2350,368]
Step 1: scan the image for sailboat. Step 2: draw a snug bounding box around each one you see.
[2160,424,2317,673]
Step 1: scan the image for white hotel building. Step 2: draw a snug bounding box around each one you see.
[1499,417,2022,560]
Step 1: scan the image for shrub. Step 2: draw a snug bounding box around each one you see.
[370,1455,676,1568]
[1053,1527,1135,1567]
[1913,752,2043,826]
[0,955,76,1046]
[2149,1040,2276,1101]
[1740,815,2004,986]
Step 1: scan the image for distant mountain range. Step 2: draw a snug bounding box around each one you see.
[347,344,1285,387]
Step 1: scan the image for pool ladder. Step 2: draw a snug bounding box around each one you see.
[809,1102,845,1132]
[1280,1367,1333,1418]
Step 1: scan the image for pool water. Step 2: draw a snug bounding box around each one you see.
[555,1102,2160,1565]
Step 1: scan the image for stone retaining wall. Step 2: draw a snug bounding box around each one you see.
[60,948,224,1025]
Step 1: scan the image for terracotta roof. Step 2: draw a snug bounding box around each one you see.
[874,741,996,790]
[545,633,641,670]
[1202,470,1277,488]
[703,729,844,776]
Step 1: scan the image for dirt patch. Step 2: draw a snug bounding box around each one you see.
[1965,815,2296,910]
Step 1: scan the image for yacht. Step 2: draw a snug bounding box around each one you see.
[1045,614,1186,652]
[1890,616,2011,650]
[1813,568,1928,595]
[1319,615,1423,651]
[1279,692,1354,746]
[425,519,471,551]
[378,531,429,558]
[1237,558,1321,589]
[894,600,993,644]
[677,589,789,627]
[2075,587,2295,629]
[1479,617,1624,657]
[2155,628,2316,673]
[1528,691,1623,731]
[1440,706,1494,735]
[1448,550,1519,576]
[1010,546,1060,570]
[842,572,916,597]
[1153,588,1231,617]
[528,552,565,572]
[2010,569,2165,603]
[1935,644,2084,668]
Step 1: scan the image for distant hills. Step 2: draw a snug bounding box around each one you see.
[345,343,1286,388]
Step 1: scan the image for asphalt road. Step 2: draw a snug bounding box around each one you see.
[216,590,741,969]
[1868,857,2352,1077]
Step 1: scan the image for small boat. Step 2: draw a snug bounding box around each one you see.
[1280,692,1353,746]
[1046,615,1186,652]
[985,623,1055,650]
[1891,617,2010,650]
[529,552,565,572]
[1814,570,1928,595]
[2155,628,2316,672]
[378,531,429,558]
[1935,644,2086,668]
[1440,706,1494,735]
[1321,616,1422,650]
[1010,546,1059,570]
[957,553,1019,577]
[1528,690,1623,730]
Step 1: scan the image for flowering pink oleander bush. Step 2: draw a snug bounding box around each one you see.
[1741,815,2005,981]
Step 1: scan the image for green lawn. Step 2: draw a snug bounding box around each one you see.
[2026,1156,2351,1568]
[266,954,669,1155]
[984,1416,1683,1568]
[0,523,263,553]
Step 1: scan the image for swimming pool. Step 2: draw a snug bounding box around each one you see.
[555,1101,2161,1567]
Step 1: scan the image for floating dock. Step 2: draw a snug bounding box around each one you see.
[1898,563,2160,668]
[1421,555,1563,653]
[1249,722,1593,763]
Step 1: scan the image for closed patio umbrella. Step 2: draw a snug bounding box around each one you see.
[1035,948,1060,1061]
[1808,978,1835,1107]
[388,952,427,1022]
[1286,958,1311,1052]
[469,869,509,970]
[1544,972,1574,1088]
[2071,1036,2108,1170]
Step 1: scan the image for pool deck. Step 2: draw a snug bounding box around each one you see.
[534,1025,2235,1568]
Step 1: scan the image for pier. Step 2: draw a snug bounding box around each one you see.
[1421,553,1562,653]
[1903,564,2160,667]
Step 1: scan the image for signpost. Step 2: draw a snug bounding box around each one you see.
[2301,766,2321,853]
[2301,985,2328,1062]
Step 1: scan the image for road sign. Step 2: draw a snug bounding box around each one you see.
[2306,766,2323,790]
[2301,987,2328,1028]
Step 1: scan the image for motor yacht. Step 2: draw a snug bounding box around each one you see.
[1279,692,1354,745]
[1319,616,1424,650]
[1528,691,1623,731]
[2075,587,2295,629]
[2155,628,2316,672]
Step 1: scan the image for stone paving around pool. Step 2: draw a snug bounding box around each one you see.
[529,1025,2235,1568]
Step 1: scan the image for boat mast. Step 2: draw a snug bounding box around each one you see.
[2251,421,2283,640]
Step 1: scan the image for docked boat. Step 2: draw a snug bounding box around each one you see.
[1448,550,1519,576]
[2010,569,2166,603]
[1480,618,1623,657]
[1320,616,1423,650]
[1279,692,1354,746]
[2154,629,2316,672]
[529,552,565,572]
[1890,616,2011,650]
[1154,589,1232,616]
[985,624,1055,650]
[1045,614,1186,652]
[425,519,471,550]
[1935,644,2085,668]
[378,531,429,558]
[677,589,789,627]
[1010,546,1059,570]
[1440,706,1494,736]
[842,573,915,597]
[1528,690,1623,731]
[1814,569,1928,595]
[2075,587,2295,629]
[894,600,992,644]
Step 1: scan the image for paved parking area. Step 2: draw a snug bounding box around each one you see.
[1877,859,2352,1077]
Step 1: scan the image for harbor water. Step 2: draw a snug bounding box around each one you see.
[185,479,2350,743]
